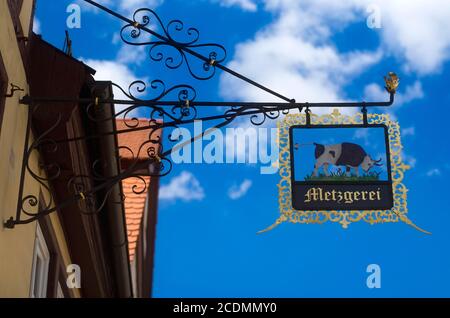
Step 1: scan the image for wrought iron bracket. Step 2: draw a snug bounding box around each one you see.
[4,83,24,97]
[4,0,398,229]
[361,105,368,126]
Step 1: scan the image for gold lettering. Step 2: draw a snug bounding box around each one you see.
[344,191,353,204]
[303,188,383,205]
[361,191,368,200]
[304,189,312,202]
[304,188,320,202]
[337,191,343,204]
[331,190,337,201]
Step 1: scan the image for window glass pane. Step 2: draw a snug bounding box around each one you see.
[30,224,50,298]
[33,256,42,297]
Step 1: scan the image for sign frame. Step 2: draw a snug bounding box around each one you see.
[258,109,429,234]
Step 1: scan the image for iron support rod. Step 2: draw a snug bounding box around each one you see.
[20,93,394,108]
[83,0,293,102]
[39,105,303,144]
[22,92,394,146]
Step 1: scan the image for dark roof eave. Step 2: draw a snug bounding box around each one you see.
[31,32,96,75]
[90,81,134,298]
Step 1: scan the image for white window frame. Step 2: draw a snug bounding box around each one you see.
[29,224,50,298]
[56,282,64,298]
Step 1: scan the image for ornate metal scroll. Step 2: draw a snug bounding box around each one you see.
[84,0,294,102]
[4,78,197,228]
[120,9,227,80]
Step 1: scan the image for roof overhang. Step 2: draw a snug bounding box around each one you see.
[28,33,132,297]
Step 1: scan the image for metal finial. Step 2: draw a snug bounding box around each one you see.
[384,72,399,94]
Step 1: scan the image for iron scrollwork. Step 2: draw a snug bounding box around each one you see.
[85,80,199,125]
[120,8,227,80]
[5,81,178,228]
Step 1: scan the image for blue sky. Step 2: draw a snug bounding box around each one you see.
[292,127,389,181]
[35,0,450,297]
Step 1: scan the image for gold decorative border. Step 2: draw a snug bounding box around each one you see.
[259,109,430,234]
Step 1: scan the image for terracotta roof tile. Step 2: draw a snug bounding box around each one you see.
[117,118,161,262]
[116,118,162,161]
[122,176,151,261]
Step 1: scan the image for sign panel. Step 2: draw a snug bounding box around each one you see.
[258,110,429,234]
[290,125,393,211]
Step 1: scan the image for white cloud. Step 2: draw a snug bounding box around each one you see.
[272,0,450,75]
[219,1,382,104]
[215,0,257,12]
[112,32,121,45]
[33,18,41,33]
[228,179,252,200]
[402,151,417,169]
[79,0,450,77]
[116,44,147,65]
[224,123,258,163]
[426,168,441,177]
[402,126,415,137]
[364,80,424,109]
[159,171,205,202]
[370,0,450,75]
[81,59,148,114]
[76,0,113,13]
[118,0,163,14]
[220,0,450,107]
[363,83,387,101]
[78,0,163,15]
[81,59,141,96]
[397,81,425,105]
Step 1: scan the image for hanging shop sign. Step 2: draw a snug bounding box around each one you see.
[260,108,429,234]
[290,123,393,211]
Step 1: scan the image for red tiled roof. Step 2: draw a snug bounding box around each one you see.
[117,118,161,262]
[116,119,162,161]
[122,176,150,261]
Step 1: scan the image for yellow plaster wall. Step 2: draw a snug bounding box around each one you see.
[20,0,34,37]
[0,1,80,298]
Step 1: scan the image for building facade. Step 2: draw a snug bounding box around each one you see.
[0,0,159,298]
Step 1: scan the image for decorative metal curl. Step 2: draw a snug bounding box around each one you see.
[249,108,287,126]
[224,105,294,126]
[120,8,227,80]
[67,175,98,215]
[19,106,64,217]
[112,80,197,103]
[86,80,198,125]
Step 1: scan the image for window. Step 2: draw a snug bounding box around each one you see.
[56,282,65,298]
[36,194,74,298]
[30,224,50,298]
